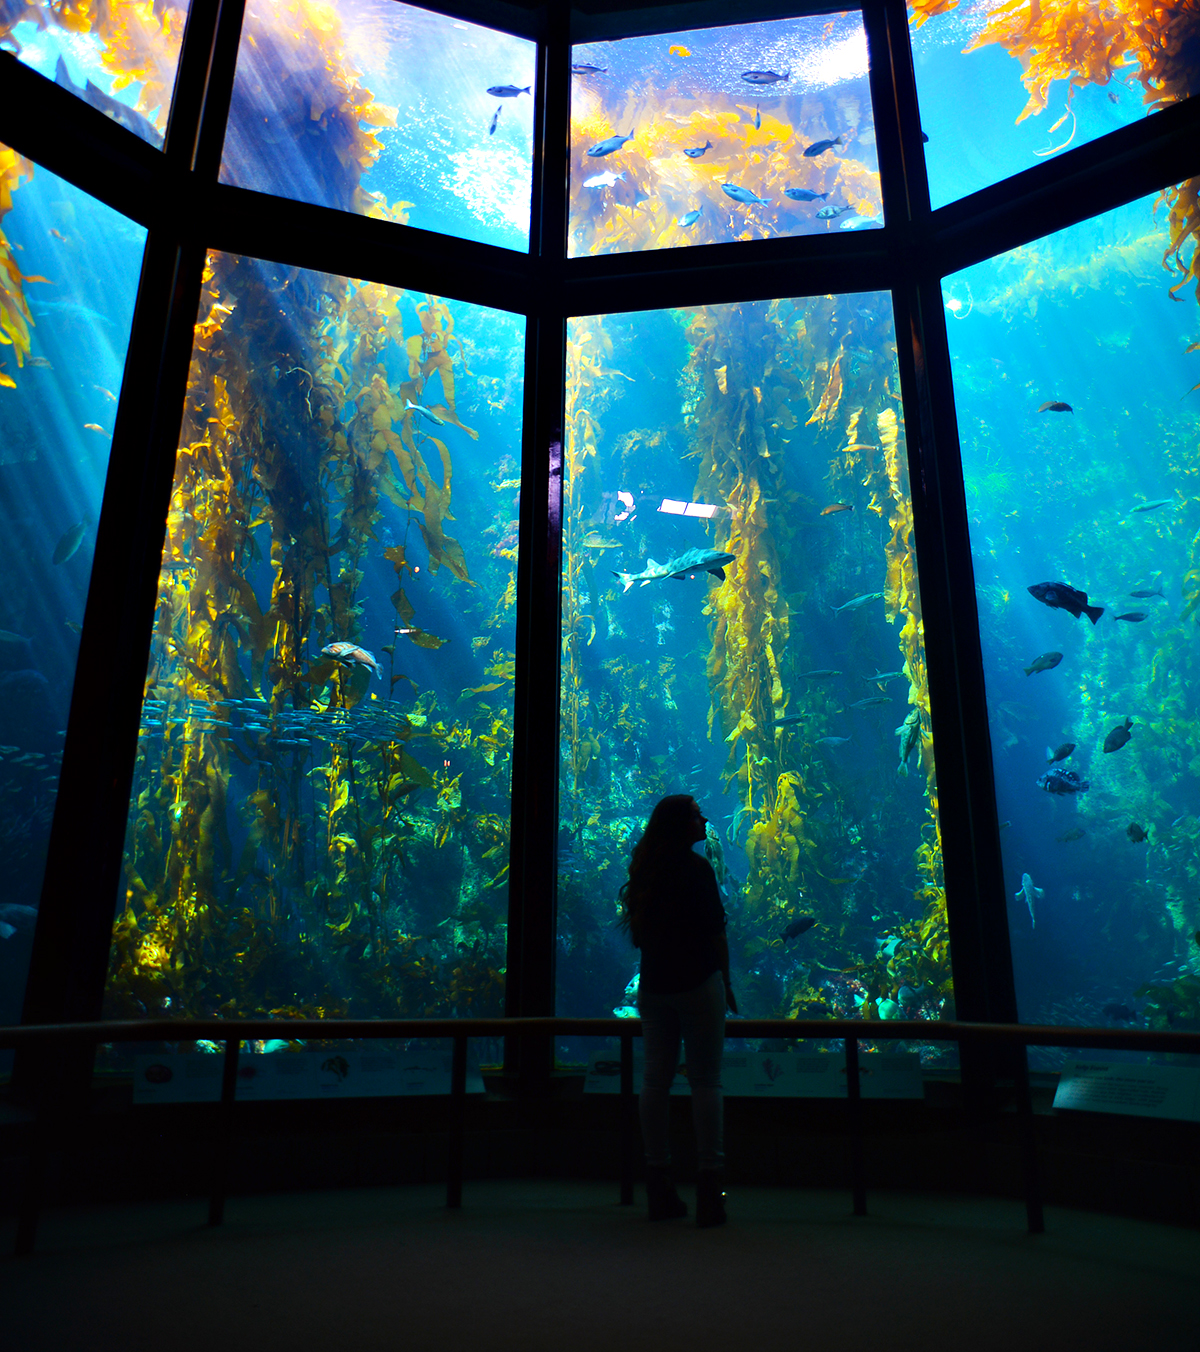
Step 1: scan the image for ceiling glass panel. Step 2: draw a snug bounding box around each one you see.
[0,143,147,1031]
[945,186,1200,1053]
[102,252,523,1027]
[2,0,191,148]
[911,0,1192,210]
[569,13,882,258]
[558,294,953,1067]
[221,0,536,250]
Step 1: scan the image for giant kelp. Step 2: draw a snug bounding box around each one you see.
[0,144,36,390]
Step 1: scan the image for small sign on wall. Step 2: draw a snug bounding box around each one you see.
[1053,1060,1200,1121]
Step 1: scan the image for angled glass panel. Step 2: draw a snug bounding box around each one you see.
[221,0,536,250]
[911,0,1191,210]
[946,187,1200,1058]
[569,13,882,258]
[559,295,952,1064]
[0,144,146,1028]
[102,252,522,1025]
[3,0,191,148]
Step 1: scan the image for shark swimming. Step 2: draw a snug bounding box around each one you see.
[613,547,735,592]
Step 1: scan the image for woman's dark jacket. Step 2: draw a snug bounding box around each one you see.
[634,850,727,995]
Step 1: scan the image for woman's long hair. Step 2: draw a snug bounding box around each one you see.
[618,795,697,946]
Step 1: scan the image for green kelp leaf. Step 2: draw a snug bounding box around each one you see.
[399,751,434,787]
[330,779,350,815]
[406,628,447,650]
[390,588,416,624]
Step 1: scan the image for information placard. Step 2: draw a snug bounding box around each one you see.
[1053,1060,1200,1122]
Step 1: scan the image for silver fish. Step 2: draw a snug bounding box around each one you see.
[722,183,770,205]
[831,591,885,614]
[588,131,634,157]
[1015,872,1043,928]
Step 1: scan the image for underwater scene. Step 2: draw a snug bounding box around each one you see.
[910,0,1196,210]
[2,0,189,148]
[100,251,524,1039]
[569,13,881,257]
[947,187,1200,1060]
[558,295,952,1063]
[220,0,536,251]
[0,142,146,1029]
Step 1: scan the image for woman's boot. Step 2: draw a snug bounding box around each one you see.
[695,1169,727,1228]
[646,1165,688,1221]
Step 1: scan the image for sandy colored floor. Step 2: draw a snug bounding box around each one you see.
[3,1181,1197,1351]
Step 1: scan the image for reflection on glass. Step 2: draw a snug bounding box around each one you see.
[569,14,882,258]
[910,0,1192,210]
[2,0,191,148]
[0,143,146,1025]
[103,253,523,1024]
[221,0,536,250]
[946,189,1200,1059]
[559,296,951,1062]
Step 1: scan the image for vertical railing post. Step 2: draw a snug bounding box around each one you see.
[845,1035,867,1216]
[619,1032,635,1205]
[446,1035,467,1209]
[1013,1043,1044,1234]
[208,1036,240,1227]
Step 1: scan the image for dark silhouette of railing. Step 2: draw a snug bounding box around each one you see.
[4,1017,1198,1256]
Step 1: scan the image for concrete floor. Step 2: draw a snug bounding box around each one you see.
[3,1181,1197,1351]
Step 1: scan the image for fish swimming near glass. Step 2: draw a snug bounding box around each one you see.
[1129,499,1174,513]
[784,188,830,202]
[405,399,444,426]
[1037,401,1072,413]
[683,141,713,158]
[832,591,885,614]
[613,547,735,592]
[1015,872,1043,928]
[841,214,882,230]
[1129,584,1164,598]
[677,209,702,227]
[571,64,606,74]
[583,170,625,188]
[55,55,164,147]
[781,915,817,940]
[488,105,502,135]
[1127,823,1148,843]
[1024,650,1062,675]
[1102,716,1133,753]
[722,184,770,205]
[588,131,635,157]
[1038,767,1089,794]
[1028,580,1104,623]
[896,707,921,775]
[1114,611,1148,623]
[0,903,37,940]
[804,135,845,157]
[321,642,383,679]
[52,521,86,565]
[1046,742,1075,763]
[816,204,851,219]
[742,69,790,84]
[487,84,530,98]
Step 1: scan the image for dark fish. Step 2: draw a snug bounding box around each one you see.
[0,903,37,940]
[55,55,164,147]
[804,135,844,157]
[920,131,929,142]
[488,105,502,135]
[1046,742,1075,764]
[1056,826,1086,842]
[587,131,634,157]
[1038,767,1089,795]
[1130,499,1173,513]
[571,64,606,74]
[1114,611,1148,623]
[820,503,852,515]
[784,187,830,202]
[753,105,761,130]
[487,84,530,98]
[1103,717,1133,753]
[677,209,702,227]
[1038,401,1073,413]
[849,696,890,709]
[53,521,86,564]
[742,69,790,84]
[1127,822,1148,842]
[1129,586,1164,598]
[816,204,850,219]
[683,140,713,158]
[613,546,735,591]
[1102,1002,1135,1021]
[781,916,817,940]
[1024,650,1062,676]
[1028,581,1104,624]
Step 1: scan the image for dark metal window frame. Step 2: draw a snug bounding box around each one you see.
[2,0,1198,1090]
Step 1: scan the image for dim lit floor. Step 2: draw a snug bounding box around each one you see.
[2,1182,1197,1350]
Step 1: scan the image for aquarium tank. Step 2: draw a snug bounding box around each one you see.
[0,0,1197,1080]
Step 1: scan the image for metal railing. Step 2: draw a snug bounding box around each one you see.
[3,1017,1197,1256]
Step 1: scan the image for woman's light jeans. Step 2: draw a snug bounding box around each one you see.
[637,969,725,1171]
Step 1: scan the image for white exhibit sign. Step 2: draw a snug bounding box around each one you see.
[1052,1059,1200,1122]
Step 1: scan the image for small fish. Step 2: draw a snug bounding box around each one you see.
[1024,650,1063,676]
[405,399,444,426]
[815,735,851,745]
[753,105,761,130]
[29,356,53,369]
[321,642,383,680]
[1028,581,1104,624]
[49,228,68,241]
[488,105,502,135]
[0,903,37,939]
[841,213,882,230]
[53,521,86,564]
[820,503,852,515]
[1102,1002,1135,1021]
[781,916,817,940]
[587,131,634,157]
[1056,826,1086,842]
[896,708,921,775]
[1107,91,1120,104]
[849,696,890,709]
[487,85,530,98]
[571,64,606,75]
[774,714,807,726]
[1038,401,1073,413]
[668,45,691,57]
[83,423,107,434]
[722,183,770,205]
[65,620,82,635]
[799,669,842,678]
[1129,584,1164,598]
[1102,716,1133,753]
[784,187,830,202]
[920,131,929,142]
[683,140,713,159]
[613,547,735,592]
[1127,822,1148,843]
[1015,872,1043,928]
[816,204,851,220]
[742,69,790,85]
[581,530,620,549]
[865,670,905,682]
[1129,499,1174,513]
[93,384,116,399]
[677,209,702,227]
[1046,743,1075,764]
[1038,767,1089,794]
[804,135,844,157]
[1114,611,1148,623]
[582,170,625,188]
[831,591,884,614]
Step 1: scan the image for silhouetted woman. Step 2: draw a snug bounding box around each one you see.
[619,794,736,1227]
